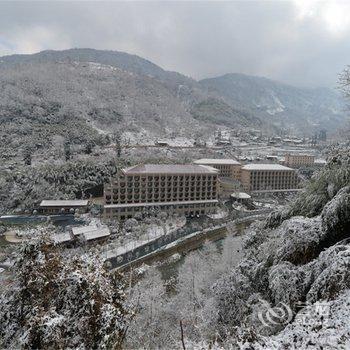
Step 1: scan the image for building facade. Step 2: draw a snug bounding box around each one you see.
[241,164,298,192]
[103,164,219,220]
[284,154,315,167]
[193,159,241,180]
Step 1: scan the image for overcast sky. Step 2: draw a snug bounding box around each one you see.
[1,1,350,88]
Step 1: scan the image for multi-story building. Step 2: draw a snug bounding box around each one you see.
[284,154,315,167]
[193,159,242,199]
[193,159,241,180]
[103,164,219,220]
[241,164,298,192]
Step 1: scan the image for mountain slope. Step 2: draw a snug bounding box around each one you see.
[0,49,348,155]
[200,73,348,133]
[0,60,203,155]
[0,48,199,96]
[0,49,258,156]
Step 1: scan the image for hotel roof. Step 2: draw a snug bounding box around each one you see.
[122,164,218,175]
[194,158,241,165]
[242,164,294,171]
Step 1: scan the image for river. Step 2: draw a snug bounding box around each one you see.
[156,220,251,282]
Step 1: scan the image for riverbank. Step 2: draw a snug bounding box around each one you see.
[114,216,256,272]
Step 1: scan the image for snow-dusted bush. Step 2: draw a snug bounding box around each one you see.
[0,237,130,349]
[321,186,350,235]
[211,271,255,337]
[307,245,350,303]
[268,262,311,309]
[272,216,323,265]
[242,290,350,350]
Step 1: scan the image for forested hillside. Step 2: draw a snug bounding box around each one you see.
[1,48,347,159]
[0,60,202,157]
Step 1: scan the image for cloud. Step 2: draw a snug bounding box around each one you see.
[0,1,349,88]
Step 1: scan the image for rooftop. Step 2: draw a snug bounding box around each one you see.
[194,158,240,165]
[71,224,97,236]
[40,200,89,207]
[122,164,218,175]
[83,227,110,241]
[72,224,110,240]
[242,164,294,171]
[53,232,72,244]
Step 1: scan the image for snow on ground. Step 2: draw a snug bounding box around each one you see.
[253,201,276,209]
[87,120,109,135]
[244,289,350,349]
[232,202,250,212]
[207,208,228,219]
[122,129,155,146]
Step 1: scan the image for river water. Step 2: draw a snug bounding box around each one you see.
[157,220,251,282]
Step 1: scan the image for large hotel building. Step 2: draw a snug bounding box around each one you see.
[103,164,219,220]
[240,164,298,192]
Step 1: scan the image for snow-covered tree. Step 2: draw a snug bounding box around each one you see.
[0,237,131,349]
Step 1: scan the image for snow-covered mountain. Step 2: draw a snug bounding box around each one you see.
[200,73,348,133]
[0,49,348,154]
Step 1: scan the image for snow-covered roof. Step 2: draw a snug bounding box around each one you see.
[231,192,251,199]
[315,159,327,164]
[194,158,241,165]
[242,164,294,171]
[105,199,218,209]
[122,164,218,175]
[71,224,97,236]
[53,232,72,243]
[40,200,89,207]
[71,224,110,241]
[83,227,110,241]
